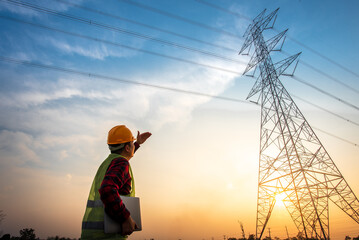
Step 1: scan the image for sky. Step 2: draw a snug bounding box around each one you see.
[0,0,359,239]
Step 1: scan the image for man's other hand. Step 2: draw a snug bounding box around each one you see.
[121,215,137,235]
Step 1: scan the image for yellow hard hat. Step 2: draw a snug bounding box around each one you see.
[107,125,135,145]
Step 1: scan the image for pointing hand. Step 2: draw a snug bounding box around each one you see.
[136,131,152,145]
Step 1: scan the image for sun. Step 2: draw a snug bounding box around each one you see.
[274,192,287,207]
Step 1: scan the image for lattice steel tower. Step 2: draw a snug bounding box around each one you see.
[239,9,359,240]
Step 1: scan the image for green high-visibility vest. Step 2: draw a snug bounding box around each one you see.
[81,153,135,240]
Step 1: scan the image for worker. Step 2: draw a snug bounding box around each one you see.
[81,125,152,240]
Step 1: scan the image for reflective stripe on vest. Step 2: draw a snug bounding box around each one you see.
[82,221,104,230]
[87,199,104,208]
[81,154,135,239]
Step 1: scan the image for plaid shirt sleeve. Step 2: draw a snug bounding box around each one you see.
[99,142,140,223]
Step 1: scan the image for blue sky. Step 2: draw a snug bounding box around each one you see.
[0,0,359,239]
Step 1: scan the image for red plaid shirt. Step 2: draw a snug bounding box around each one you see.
[99,142,139,223]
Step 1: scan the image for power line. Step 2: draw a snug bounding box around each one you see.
[275,27,359,80]
[118,0,243,40]
[291,94,359,128]
[4,18,359,146]
[248,90,359,144]
[116,0,359,104]
[2,1,358,145]
[53,0,238,52]
[0,56,250,104]
[0,15,243,75]
[194,0,252,22]
[281,50,359,96]
[246,72,359,116]
[2,10,359,131]
[299,59,359,95]
[247,74,359,128]
[113,0,359,99]
[3,1,359,122]
[1,55,358,148]
[6,0,359,113]
[312,126,358,148]
[1,0,245,65]
[5,0,358,113]
[291,75,359,112]
[195,0,359,80]
[56,0,359,97]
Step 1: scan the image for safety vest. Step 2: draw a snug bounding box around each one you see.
[81,153,135,240]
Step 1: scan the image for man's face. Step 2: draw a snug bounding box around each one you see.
[127,141,135,158]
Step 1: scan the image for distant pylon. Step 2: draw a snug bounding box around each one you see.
[239,8,359,240]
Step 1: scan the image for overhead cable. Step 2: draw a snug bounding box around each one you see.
[117,0,359,97]
[0,56,251,104]
[277,27,359,80]
[1,0,245,64]
[118,0,243,40]
[113,0,359,98]
[2,1,359,133]
[5,0,358,110]
[53,0,238,52]
[312,126,358,148]
[0,15,243,75]
[281,50,359,95]
[298,59,359,95]
[291,94,359,128]
[195,0,253,22]
[195,0,359,80]
[3,0,358,116]
[1,56,358,148]
[2,11,358,119]
[291,76,359,112]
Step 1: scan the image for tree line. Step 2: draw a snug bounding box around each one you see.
[0,228,79,240]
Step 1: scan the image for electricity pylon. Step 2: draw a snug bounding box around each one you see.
[239,9,359,240]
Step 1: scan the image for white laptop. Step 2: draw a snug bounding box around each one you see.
[104,196,142,233]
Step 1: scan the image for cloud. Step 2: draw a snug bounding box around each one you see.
[0,0,83,17]
[0,42,247,131]
[49,38,111,60]
[0,88,82,108]
[0,130,41,166]
[0,0,248,199]
[65,173,72,182]
[0,1,40,17]
[34,33,146,60]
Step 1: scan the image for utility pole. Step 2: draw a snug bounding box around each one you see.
[285,226,289,240]
[241,223,245,239]
[239,8,359,240]
[239,221,246,239]
[268,227,271,240]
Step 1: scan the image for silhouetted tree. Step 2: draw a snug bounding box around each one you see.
[345,236,351,240]
[19,228,37,240]
[0,210,5,237]
[248,234,255,240]
[0,234,10,240]
[0,211,5,223]
[46,237,74,240]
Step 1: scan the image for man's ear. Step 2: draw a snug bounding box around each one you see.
[124,143,130,152]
